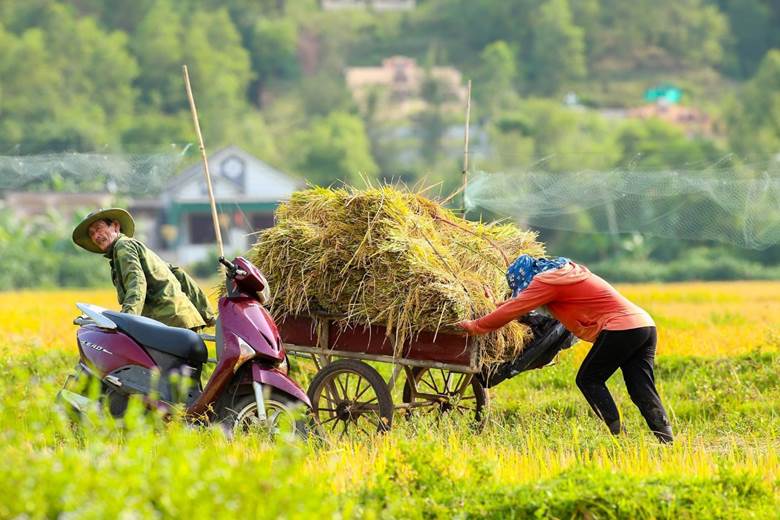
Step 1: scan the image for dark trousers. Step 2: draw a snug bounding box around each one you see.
[576,326,673,443]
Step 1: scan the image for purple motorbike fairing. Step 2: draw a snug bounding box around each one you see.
[251,363,311,407]
[219,295,285,362]
[77,325,155,376]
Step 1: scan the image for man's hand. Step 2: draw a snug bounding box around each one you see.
[457,320,487,336]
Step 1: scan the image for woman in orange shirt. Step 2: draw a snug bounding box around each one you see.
[458,255,673,443]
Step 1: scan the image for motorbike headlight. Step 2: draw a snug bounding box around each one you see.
[233,337,256,373]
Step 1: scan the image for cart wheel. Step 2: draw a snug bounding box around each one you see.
[307,359,393,437]
[402,368,488,428]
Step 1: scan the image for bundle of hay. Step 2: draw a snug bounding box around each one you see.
[248,186,545,364]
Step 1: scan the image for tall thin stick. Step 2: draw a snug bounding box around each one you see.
[182,64,224,258]
[461,80,472,216]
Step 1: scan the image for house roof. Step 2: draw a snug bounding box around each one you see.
[166,145,305,200]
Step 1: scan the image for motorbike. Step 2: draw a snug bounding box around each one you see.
[58,256,311,437]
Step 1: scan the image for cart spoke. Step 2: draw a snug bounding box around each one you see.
[322,392,341,406]
[319,414,339,425]
[358,395,378,406]
[353,375,365,400]
[335,374,349,399]
[432,370,446,393]
[443,369,452,392]
[420,375,440,394]
[452,373,465,392]
[353,378,372,401]
[325,382,342,402]
[343,372,351,397]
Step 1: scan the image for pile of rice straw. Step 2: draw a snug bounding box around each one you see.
[247,186,546,364]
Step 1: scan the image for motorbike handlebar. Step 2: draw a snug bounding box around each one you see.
[219,256,248,280]
[218,256,235,271]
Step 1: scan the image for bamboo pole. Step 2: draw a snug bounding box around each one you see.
[461,80,472,216]
[182,64,224,258]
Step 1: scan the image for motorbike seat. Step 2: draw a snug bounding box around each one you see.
[103,311,208,364]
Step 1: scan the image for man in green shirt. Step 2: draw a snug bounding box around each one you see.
[72,208,215,331]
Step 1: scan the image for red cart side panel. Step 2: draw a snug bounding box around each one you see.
[277,316,318,346]
[278,316,473,367]
[399,329,472,366]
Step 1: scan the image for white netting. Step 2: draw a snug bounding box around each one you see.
[465,158,780,250]
[0,150,186,196]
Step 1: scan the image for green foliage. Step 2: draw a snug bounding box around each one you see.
[182,9,253,130]
[529,0,587,94]
[130,0,186,112]
[595,0,728,69]
[616,118,723,167]
[472,41,520,117]
[1,0,780,268]
[0,4,138,152]
[591,247,780,283]
[728,49,780,157]
[0,344,778,517]
[0,211,110,289]
[248,17,300,104]
[487,98,619,172]
[717,0,773,78]
[292,111,378,185]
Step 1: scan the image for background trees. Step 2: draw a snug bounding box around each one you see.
[3,0,780,277]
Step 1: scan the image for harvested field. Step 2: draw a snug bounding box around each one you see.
[247,186,545,364]
[1,283,779,517]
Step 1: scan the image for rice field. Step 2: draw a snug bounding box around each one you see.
[1,283,778,518]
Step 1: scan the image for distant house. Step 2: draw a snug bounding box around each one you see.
[321,0,415,11]
[627,103,714,138]
[1,146,302,266]
[162,145,304,264]
[2,192,113,222]
[345,56,467,119]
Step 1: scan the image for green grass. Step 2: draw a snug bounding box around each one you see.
[1,344,778,518]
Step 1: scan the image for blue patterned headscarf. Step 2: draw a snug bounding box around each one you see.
[506,254,570,297]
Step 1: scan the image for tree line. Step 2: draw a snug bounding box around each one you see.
[2,0,780,274]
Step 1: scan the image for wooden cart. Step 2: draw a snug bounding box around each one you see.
[278,314,488,437]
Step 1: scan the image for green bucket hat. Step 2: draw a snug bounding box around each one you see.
[72,208,135,253]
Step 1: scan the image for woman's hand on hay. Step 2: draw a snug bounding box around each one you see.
[457,320,488,336]
[483,286,511,308]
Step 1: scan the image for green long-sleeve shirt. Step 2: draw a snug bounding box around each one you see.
[105,234,208,330]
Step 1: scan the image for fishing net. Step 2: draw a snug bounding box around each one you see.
[0,150,186,197]
[465,157,780,250]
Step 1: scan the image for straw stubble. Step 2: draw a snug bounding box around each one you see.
[249,186,546,365]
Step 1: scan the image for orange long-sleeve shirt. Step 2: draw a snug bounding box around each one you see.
[469,262,654,342]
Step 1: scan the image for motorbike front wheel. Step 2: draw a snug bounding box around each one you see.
[218,391,308,440]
